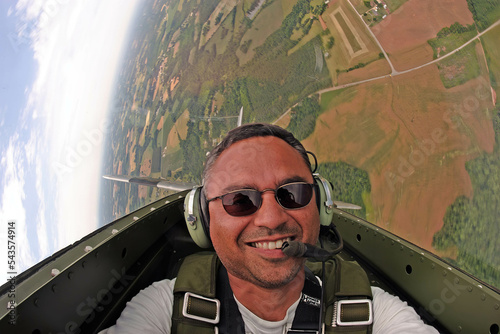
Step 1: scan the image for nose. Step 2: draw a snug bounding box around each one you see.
[252,191,288,229]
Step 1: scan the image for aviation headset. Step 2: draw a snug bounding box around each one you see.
[183,152,335,249]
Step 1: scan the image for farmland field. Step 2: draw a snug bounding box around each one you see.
[102,0,500,288]
[373,0,474,70]
[303,65,494,250]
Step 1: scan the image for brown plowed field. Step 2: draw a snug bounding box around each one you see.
[303,65,495,251]
[373,0,474,71]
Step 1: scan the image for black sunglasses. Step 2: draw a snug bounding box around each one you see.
[207,182,315,217]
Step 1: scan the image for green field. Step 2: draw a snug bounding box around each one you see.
[336,12,362,52]
[384,0,409,12]
[481,25,500,97]
[237,0,285,64]
[436,42,482,89]
[428,23,477,59]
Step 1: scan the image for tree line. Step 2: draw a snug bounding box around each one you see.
[466,0,500,31]
[433,105,500,288]
[316,161,371,219]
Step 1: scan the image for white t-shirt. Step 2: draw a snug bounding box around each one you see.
[99,278,439,334]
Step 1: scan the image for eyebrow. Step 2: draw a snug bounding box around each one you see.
[219,175,311,194]
[220,183,257,194]
[279,175,311,186]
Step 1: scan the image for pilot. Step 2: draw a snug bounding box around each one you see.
[100,123,438,333]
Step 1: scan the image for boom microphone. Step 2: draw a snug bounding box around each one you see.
[281,240,335,262]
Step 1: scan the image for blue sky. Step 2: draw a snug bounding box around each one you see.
[0,0,141,284]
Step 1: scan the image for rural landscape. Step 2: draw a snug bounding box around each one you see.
[100,0,500,288]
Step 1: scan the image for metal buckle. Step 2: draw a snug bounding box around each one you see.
[336,299,373,326]
[182,292,220,324]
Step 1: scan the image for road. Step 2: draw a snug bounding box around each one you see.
[273,13,500,124]
[316,17,500,96]
[345,0,398,75]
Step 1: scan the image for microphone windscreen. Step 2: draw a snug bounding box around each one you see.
[281,240,306,257]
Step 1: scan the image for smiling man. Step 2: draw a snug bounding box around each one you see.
[101,123,438,334]
[205,134,319,322]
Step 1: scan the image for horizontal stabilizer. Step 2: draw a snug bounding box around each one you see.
[334,201,362,210]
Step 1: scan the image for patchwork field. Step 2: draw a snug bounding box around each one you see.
[104,0,500,287]
[373,0,474,71]
[303,65,495,250]
[166,109,190,149]
[321,0,389,85]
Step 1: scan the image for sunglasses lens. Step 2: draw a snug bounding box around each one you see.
[277,183,313,209]
[221,190,260,216]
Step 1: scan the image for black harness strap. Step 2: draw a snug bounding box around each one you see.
[216,266,322,334]
[216,266,246,334]
[289,267,322,332]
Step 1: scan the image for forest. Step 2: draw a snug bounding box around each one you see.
[433,105,500,288]
[466,0,500,31]
[316,161,371,219]
[287,95,321,140]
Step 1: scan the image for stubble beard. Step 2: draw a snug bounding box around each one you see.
[223,256,306,290]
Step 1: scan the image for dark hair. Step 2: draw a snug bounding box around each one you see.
[202,123,311,186]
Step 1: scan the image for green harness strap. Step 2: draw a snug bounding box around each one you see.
[307,259,373,333]
[172,253,373,334]
[172,253,220,334]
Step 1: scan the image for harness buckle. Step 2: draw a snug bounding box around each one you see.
[335,299,373,326]
[182,292,220,324]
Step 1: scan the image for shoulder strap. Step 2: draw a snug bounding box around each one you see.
[172,253,372,334]
[216,266,246,334]
[289,267,322,332]
[307,257,373,333]
[172,253,220,334]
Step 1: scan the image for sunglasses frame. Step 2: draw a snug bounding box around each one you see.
[206,182,316,217]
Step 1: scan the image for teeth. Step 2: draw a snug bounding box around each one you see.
[252,238,291,250]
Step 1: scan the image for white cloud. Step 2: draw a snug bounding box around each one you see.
[25,127,37,166]
[0,136,35,283]
[0,108,5,129]
[12,0,141,252]
[34,148,49,259]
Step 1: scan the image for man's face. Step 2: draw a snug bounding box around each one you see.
[206,136,320,289]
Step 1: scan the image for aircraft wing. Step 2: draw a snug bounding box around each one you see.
[103,175,197,192]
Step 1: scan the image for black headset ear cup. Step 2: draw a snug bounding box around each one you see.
[313,174,334,226]
[183,187,212,248]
